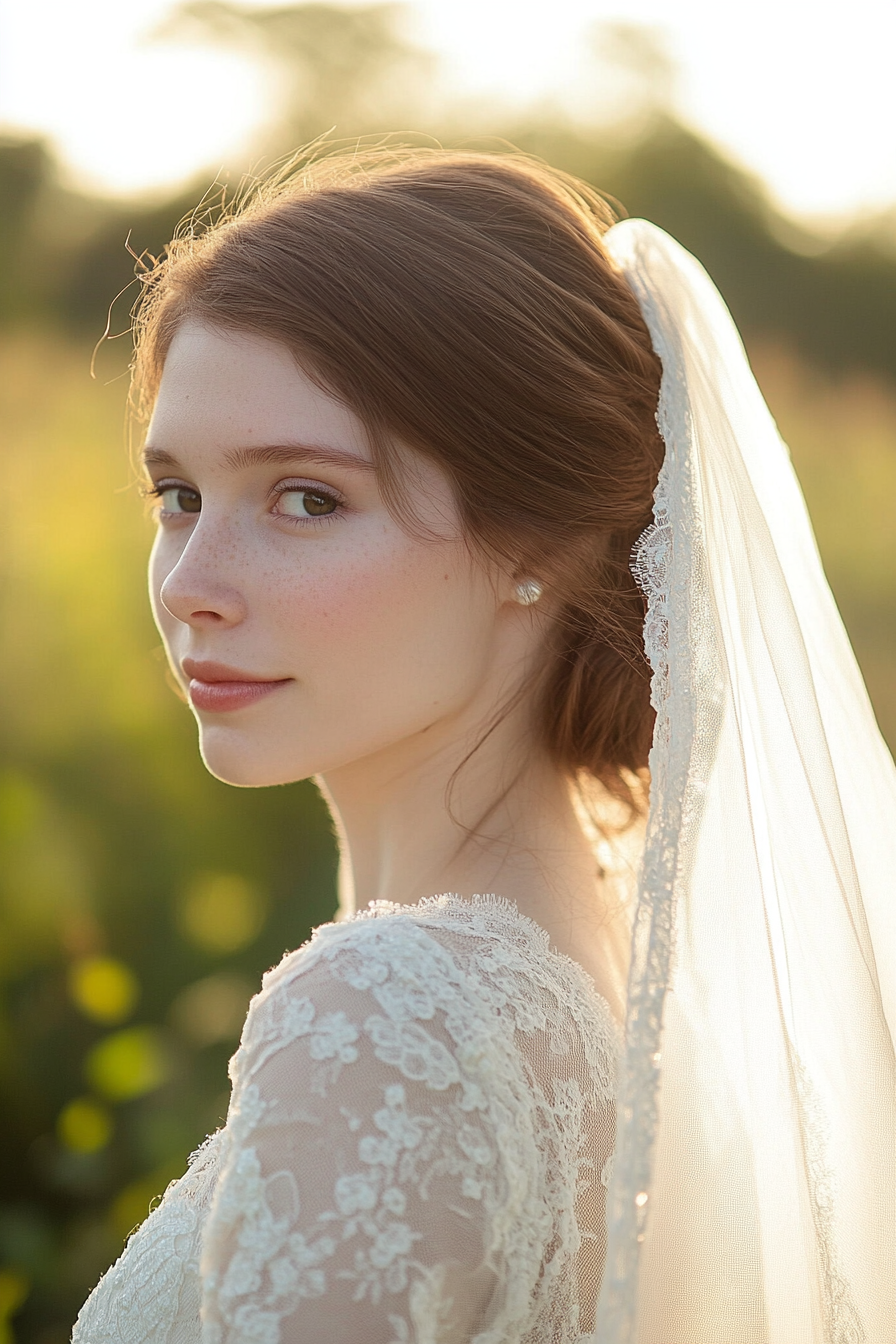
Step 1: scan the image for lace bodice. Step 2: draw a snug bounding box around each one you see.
[72,895,620,1344]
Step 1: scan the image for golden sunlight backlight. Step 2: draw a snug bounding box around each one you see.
[0,0,894,220]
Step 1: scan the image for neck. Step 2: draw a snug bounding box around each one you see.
[318,703,630,1018]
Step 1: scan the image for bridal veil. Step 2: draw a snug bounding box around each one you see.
[595,220,896,1343]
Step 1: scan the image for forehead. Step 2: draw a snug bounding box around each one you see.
[147,321,373,463]
[144,320,463,538]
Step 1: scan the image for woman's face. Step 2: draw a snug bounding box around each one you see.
[146,322,525,788]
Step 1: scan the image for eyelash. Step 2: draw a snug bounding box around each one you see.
[271,478,345,527]
[142,478,347,527]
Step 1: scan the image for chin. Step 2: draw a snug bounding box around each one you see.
[197,726,314,789]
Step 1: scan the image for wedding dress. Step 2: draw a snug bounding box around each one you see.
[73,220,896,1343]
[72,895,621,1343]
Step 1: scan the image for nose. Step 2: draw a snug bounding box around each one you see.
[157,522,247,630]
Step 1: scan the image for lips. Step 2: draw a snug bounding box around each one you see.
[181,659,293,714]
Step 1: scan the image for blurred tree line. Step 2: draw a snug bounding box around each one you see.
[4,7,896,379]
[1,6,895,1341]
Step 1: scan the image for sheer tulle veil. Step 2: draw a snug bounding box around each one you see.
[594,220,896,1343]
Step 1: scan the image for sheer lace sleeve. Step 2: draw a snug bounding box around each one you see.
[69,896,618,1344]
[199,901,619,1344]
[200,913,527,1344]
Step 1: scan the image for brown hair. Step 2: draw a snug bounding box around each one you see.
[132,148,664,810]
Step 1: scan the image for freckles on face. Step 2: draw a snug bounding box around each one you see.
[268,529,435,641]
[261,511,495,740]
[145,322,507,787]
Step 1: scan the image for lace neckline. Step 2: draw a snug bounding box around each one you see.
[350,891,619,1030]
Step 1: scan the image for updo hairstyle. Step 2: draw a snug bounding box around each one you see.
[132,150,665,810]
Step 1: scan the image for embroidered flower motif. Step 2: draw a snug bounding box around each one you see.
[330,948,390,991]
[74,896,620,1344]
[275,1230,336,1296]
[370,1222,417,1269]
[458,1077,488,1112]
[456,1124,493,1166]
[372,974,437,1023]
[551,1076,585,1124]
[309,1011,360,1064]
[358,1133,399,1167]
[365,1017,460,1090]
[510,997,549,1035]
[236,994,316,1079]
[231,1303,281,1343]
[372,1088,427,1150]
[381,1187,406,1215]
[335,1173,379,1216]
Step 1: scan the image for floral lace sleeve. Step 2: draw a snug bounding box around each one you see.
[70,897,617,1344]
[199,916,532,1344]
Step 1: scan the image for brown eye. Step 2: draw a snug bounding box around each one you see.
[279,489,338,518]
[160,486,201,514]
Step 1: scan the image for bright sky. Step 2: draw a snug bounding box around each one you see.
[1,0,894,222]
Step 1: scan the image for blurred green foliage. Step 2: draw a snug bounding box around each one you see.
[1,6,895,1341]
[0,339,337,1340]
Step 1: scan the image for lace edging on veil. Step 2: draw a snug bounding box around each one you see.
[596,218,896,1344]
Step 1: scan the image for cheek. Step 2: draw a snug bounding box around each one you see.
[270,536,494,699]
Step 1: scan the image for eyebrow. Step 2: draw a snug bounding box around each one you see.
[141,442,376,475]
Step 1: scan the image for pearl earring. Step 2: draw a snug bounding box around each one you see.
[514,578,544,606]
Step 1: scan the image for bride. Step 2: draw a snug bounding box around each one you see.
[73,150,895,1343]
